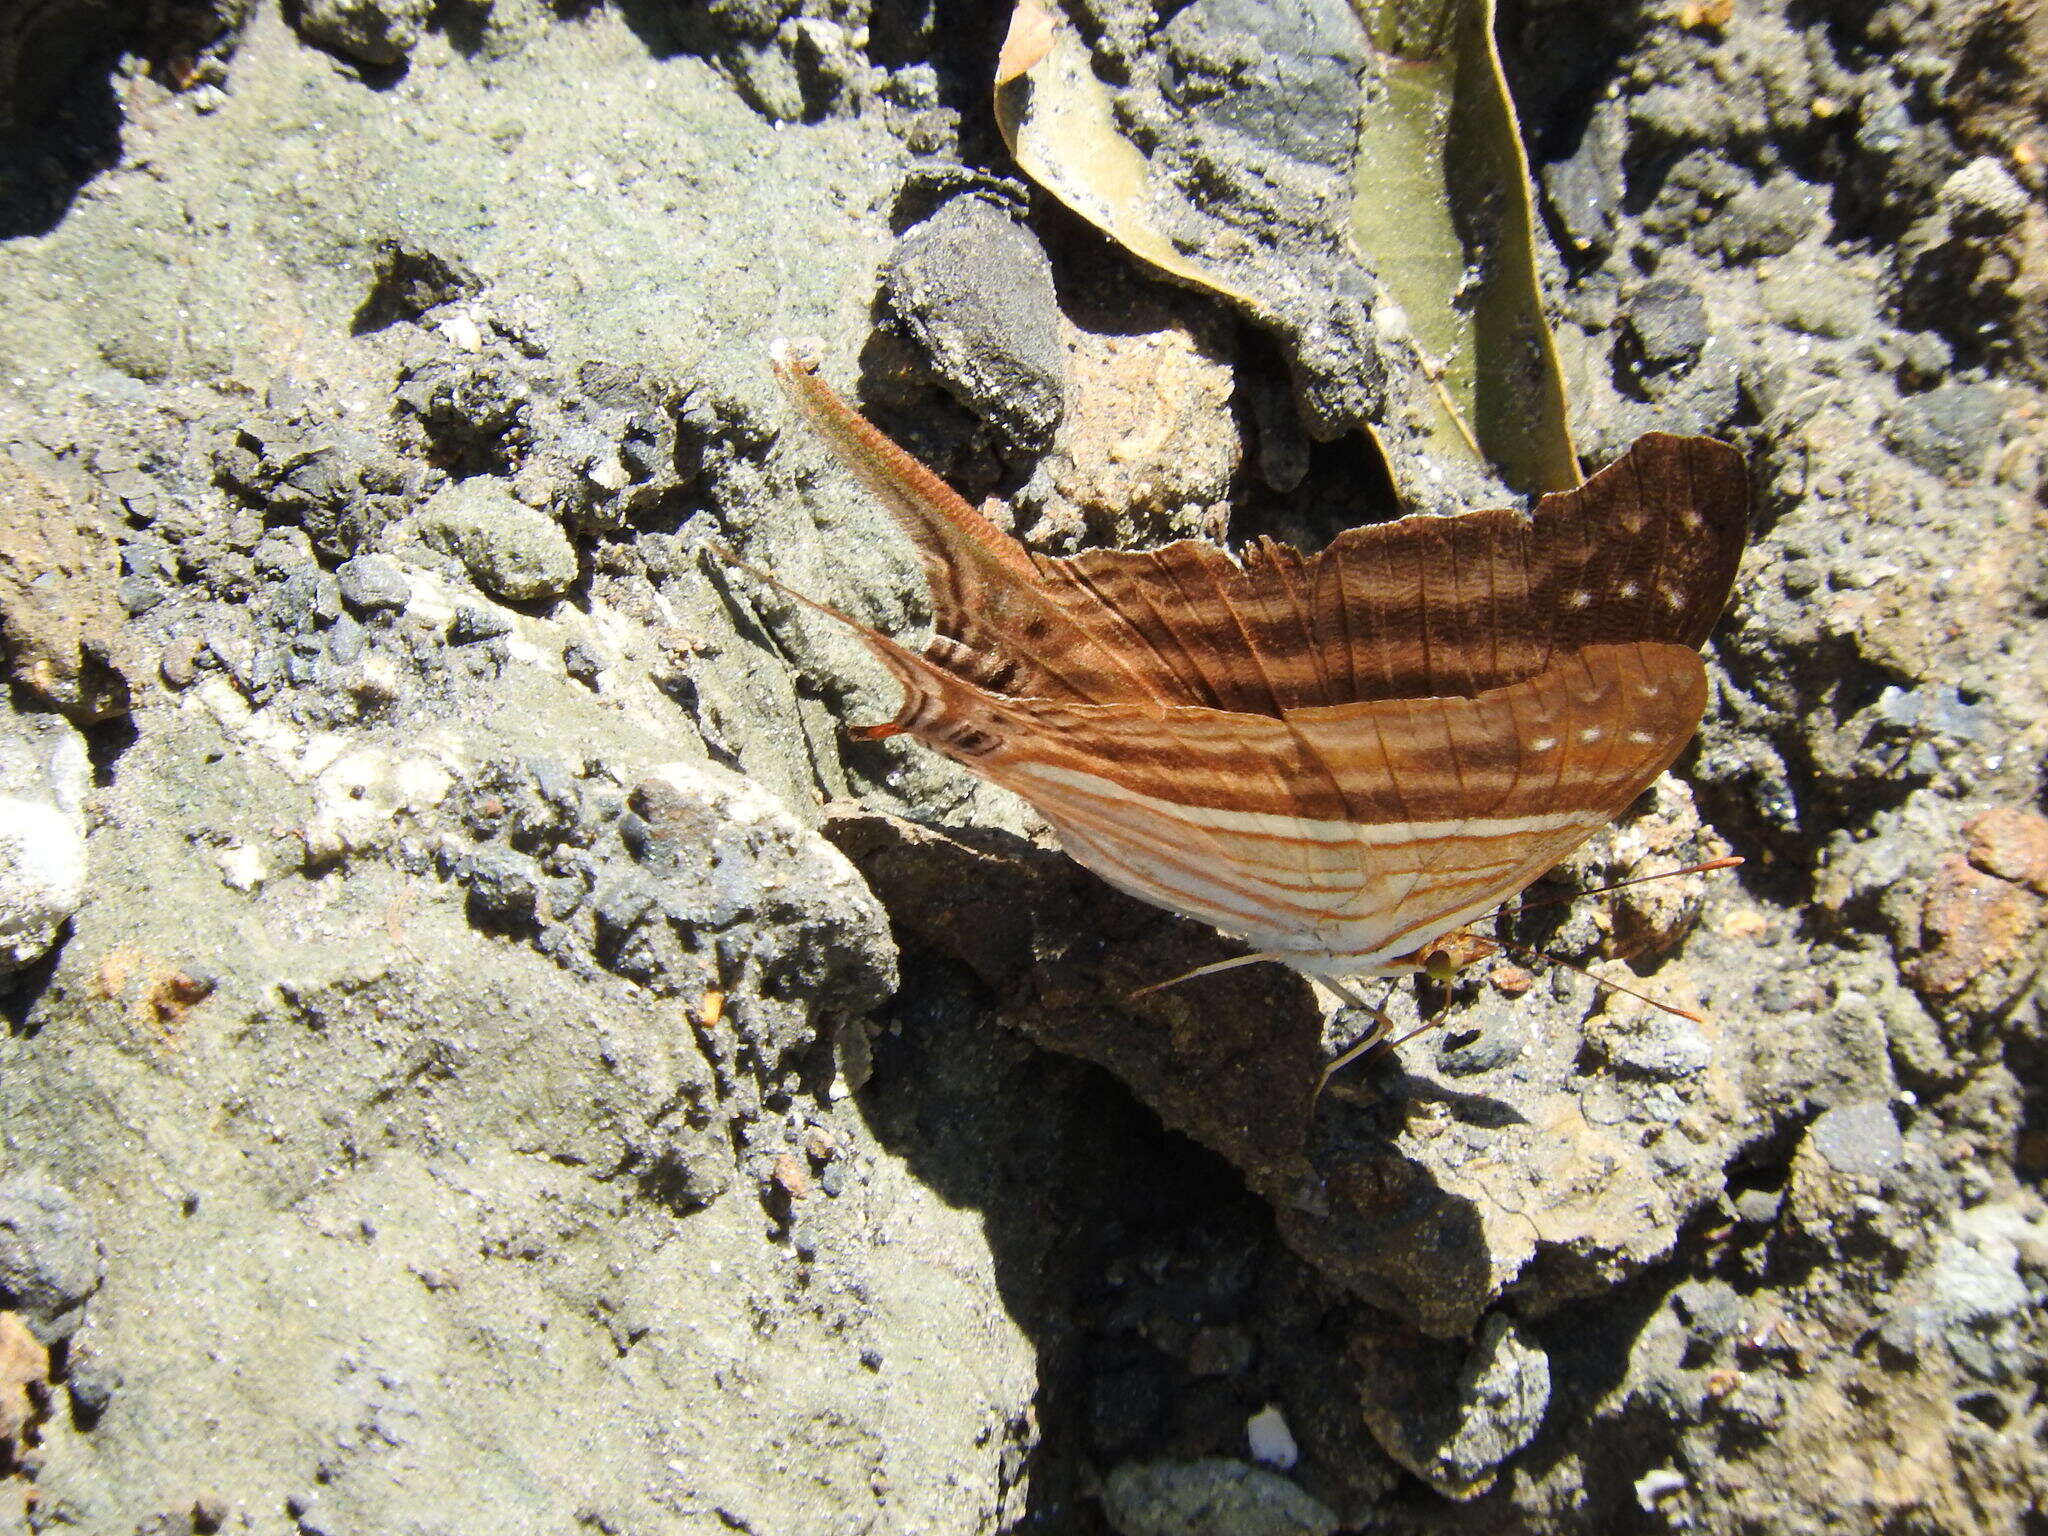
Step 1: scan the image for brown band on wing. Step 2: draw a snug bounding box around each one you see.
[890,642,1702,823]
[1020,434,1746,712]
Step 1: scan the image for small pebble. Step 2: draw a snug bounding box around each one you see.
[1489,964,1535,998]
[325,615,366,666]
[159,636,204,690]
[191,1490,230,1533]
[563,641,604,689]
[772,1152,810,1201]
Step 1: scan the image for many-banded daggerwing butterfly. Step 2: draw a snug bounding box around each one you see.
[753,342,1748,1006]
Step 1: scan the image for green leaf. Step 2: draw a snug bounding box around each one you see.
[1348,0,1578,495]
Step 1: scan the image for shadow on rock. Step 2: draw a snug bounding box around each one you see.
[826,804,1507,1333]
[828,804,1530,1524]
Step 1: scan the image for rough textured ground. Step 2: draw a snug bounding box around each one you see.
[0,0,2044,1533]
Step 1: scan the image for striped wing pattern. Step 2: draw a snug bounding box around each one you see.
[768,346,1748,977]
[998,646,1707,974]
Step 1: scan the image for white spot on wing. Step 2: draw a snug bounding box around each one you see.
[1569,590,1593,608]
[1530,736,1556,751]
[1627,729,1656,744]
[1579,727,1603,743]
[1618,580,1640,599]
[1659,585,1686,608]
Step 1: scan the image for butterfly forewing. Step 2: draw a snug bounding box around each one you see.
[775,349,1746,721]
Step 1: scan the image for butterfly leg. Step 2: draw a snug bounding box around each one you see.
[1312,1009,1397,1104]
[1309,976,1402,1104]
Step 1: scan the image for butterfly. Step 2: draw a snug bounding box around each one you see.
[740,341,1747,1021]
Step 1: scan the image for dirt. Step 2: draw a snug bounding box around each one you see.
[0,0,2044,1533]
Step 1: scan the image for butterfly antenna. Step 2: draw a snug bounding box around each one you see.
[1501,856,1744,917]
[1127,951,1290,1000]
[699,540,878,637]
[1489,935,1708,1024]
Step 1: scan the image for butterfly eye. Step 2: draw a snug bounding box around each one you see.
[1424,950,1459,983]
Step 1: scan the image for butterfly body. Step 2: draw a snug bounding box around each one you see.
[761,343,1748,991]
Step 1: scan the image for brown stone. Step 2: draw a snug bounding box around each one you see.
[771,1152,810,1201]
[1903,853,2046,1020]
[1964,806,2048,896]
[0,449,137,722]
[0,1312,48,1445]
[1488,964,1536,998]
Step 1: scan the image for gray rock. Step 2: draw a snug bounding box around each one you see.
[211,415,414,559]
[1925,1203,2039,1383]
[883,195,1067,452]
[1938,156,2030,228]
[1159,0,1368,174]
[0,711,90,972]
[622,763,897,1023]
[292,0,435,66]
[1624,279,1711,373]
[1933,1212,2031,1327]
[1885,382,2006,477]
[65,1320,119,1424]
[450,603,514,643]
[1101,1458,1339,1536]
[1734,1185,1784,1227]
[414,478,578,602]
[397,351,699,536]
[267,569,342,633]
[0,1171,105,1343]
[1435,1013,1526,1076]
[336,555,411,612]
[1591,1001,1714,1079]
[1543,98,1627,256]
[460,849,542,924]
[1707,172,1827,260]
[1671,1278,1745,1350]
[325,614,366,664]
[1805,1100,1904,1179]
[1354,1313,1550,1499]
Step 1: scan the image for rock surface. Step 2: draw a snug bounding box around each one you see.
[0,0,2043,1530]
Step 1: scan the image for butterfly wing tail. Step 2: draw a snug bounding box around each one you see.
[704,539,1009,755]
[770,341,1040,586]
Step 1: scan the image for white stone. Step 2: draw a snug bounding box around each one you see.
[1635,1467,1688,1510]
[216,843,269,892]
[1245,1403,1298,1470]
[0,715,90,971]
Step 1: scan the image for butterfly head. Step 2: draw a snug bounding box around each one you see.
[1405,928,1501,984]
